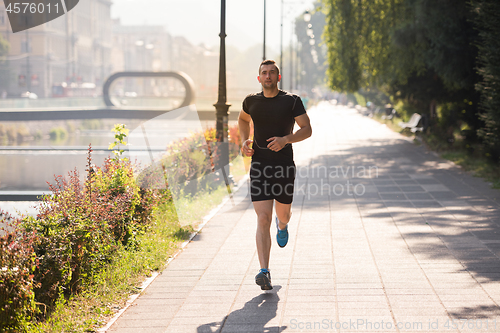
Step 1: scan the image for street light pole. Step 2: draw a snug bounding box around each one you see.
[25,26,31,92]
[214,0,231,173]
[279,0,283,89]
[263,0,266,61]
[290,20,294,92]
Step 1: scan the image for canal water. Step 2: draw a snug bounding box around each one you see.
[0,106,229,189]
[0,106,233,216]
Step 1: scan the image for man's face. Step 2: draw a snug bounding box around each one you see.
[258,64,281,89]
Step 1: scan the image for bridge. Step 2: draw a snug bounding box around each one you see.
[0,71,236,203]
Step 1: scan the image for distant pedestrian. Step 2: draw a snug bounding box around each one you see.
[238,59,312,290]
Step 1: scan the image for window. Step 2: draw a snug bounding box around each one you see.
[21,39,31,53]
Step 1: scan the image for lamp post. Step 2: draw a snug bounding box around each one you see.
[263,0,266,61]
[303,10,311,23]
[25,24,31,92]
[214,0,231,173]
[302,9,318,95]
[289,20,294,92]
[279,0,283,89]
[280,1,298,90]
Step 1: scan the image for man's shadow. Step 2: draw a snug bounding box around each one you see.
[197,285,287,333]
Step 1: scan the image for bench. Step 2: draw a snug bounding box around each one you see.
[398,113,423,133]
[381,107,397,120]
[355,105,370,116]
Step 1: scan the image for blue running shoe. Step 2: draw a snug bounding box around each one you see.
[276,216,289,248]
[255,268,272,290]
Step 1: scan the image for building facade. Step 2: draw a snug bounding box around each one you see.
[0,0,113,98]
[0,2,219,103]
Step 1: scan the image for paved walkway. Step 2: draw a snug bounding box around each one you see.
[107,102,500,333]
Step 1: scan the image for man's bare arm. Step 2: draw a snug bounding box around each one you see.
[284,113,312,144]
[238,110,254,157]
[266,113,312,151]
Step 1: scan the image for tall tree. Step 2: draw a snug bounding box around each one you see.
[323,0,478,92]
[323,0,409,92]
[472,0,500,160]
[295,4,327,94]
[388,0,480,122]
[323,0,362,92]
[323,0,482,142]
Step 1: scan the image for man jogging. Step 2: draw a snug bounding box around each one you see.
[238,59,312,290]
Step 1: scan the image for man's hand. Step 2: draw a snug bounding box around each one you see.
[266,137,288,152]
[242,139,254,157]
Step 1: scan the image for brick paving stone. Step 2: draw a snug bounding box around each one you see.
[336,301,390,310]
[111,329,165,333]
[221,324,282,333]
[164,324,221,333]
[283,307,336,317]
[167,316,227,327]
[109,319,172,329]
[105,104,500,333]
[338,308,392,316]
[118,309,178,320]
[391,308,450,317]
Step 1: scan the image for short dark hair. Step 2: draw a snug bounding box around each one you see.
[259,59,280,75]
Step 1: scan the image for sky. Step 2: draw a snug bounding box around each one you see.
[110,0,317,52]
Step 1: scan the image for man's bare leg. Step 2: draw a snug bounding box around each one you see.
[275,201,292,230]
[253,200,274,269]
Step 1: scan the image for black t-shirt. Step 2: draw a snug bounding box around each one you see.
[242,90,306,165]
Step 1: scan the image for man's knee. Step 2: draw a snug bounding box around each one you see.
[257,211,272,224]
[279,211,291,223]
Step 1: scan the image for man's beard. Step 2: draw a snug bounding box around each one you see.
[263,82,277,89]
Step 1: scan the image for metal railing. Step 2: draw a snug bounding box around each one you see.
[0,71,196,121]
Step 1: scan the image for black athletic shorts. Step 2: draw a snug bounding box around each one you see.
[250,160,296,204]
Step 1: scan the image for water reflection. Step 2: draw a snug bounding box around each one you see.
[0,126,117,191]
[0,150,109,190]
[0,119,220,191]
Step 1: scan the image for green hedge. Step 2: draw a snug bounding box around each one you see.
[0,148,166,332]
[0,213,37,331]
[0,124,243,331]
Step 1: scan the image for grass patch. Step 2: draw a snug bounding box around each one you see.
[422,132,500,189]
[371,112,409,135]
[27,173,244,332]
[169,154,248,227]
[440,151,500,189]
[27,199,193,332]
[372,111,500,189]
[173,182,235,227]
